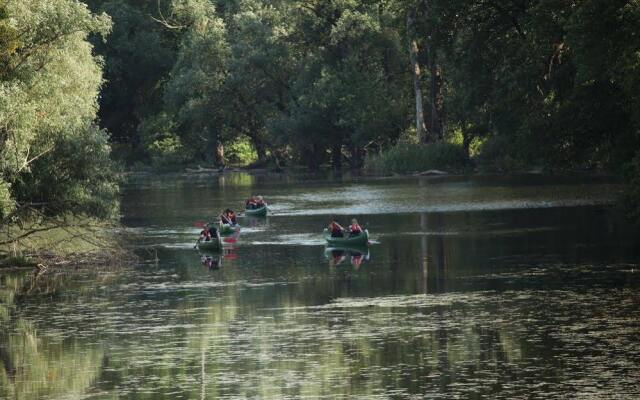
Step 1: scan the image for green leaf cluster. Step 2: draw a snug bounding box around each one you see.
[0,0,119,223]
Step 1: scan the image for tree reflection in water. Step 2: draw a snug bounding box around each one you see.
[1,174,640,398]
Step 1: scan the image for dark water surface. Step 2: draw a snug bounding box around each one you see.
[2,173,640,399]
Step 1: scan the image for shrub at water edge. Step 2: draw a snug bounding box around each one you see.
[365,143,470,174]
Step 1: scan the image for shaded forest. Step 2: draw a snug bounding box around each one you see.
[1,0,640,230]
[84,0,640,174]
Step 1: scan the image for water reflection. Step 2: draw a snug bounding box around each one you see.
[1,174,639,399]
[200,254,222,270]
[324,247,370,269]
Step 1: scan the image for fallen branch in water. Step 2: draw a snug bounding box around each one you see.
[27,248,138,270]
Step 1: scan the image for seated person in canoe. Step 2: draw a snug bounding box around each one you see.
[219,210,234,226]
[196,225,220,248]
[199,227,212,242]
[245,196,257,209]
[328,219,345,237]
[223,208,237,225]
[348,218,363,236]
[245,195,266,209]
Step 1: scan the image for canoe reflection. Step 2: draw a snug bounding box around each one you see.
[324,246,370,268]
[200,253,222,270]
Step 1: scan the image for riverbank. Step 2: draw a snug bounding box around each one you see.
[0,221,136,270]
[124,162,623,184]
[0,249,136,270]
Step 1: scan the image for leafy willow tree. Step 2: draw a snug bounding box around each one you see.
[0,0,119,242]
[238,0,412,170]
[156,0,230,165]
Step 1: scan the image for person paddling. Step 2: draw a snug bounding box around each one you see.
[220,211,233,225]
[199,227,211,242]
[246,196,257,209]
[328,219,345,238]
[224,208,237,225]
[348,218,363,237]
[195,226,215,248]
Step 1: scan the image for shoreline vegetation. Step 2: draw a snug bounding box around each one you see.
[0,219,136,270]
[1,0,639,265]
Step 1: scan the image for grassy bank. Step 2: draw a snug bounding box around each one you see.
[365,142,471,175]
[0,219,133,269]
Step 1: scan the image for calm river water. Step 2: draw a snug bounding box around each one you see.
[2,173,640,399]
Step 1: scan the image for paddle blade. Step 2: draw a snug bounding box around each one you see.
[194,221,206,228]
[223,237,237,243]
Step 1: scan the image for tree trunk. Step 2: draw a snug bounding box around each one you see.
[331,143,342,171]
[462,125,472,157]
[254,140,267,164]
[427,47,444,141]
[420,0,443,142]
[305,146,320,172]
[349,144,363,170]
[406,9,429,144]
[215,142,225,169]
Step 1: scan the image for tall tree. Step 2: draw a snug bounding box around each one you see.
[406,5,428,143]
[0,0,119,233]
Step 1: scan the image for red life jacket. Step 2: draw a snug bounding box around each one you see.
[350,223,362,233]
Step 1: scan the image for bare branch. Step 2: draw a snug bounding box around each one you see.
[152,0,187,30]
[17,146,54,173]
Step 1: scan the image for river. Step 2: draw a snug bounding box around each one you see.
[1,173,640,399]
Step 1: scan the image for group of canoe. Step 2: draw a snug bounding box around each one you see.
[196,196,370,251]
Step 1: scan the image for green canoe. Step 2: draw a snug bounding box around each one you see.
[207,223,238,236]
[197,238,222,251]
[245,204,267,217]
[323,229,369,247]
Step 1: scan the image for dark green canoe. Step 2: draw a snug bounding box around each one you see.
[197,238,222,251]
[323,229,369,246]
[219,223,239,235]
[207,223,238,236]
[245,204,267,217]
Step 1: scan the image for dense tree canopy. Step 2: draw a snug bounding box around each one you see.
[0,0,119,227]
[82,0,639,174]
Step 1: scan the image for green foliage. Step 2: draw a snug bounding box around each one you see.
[136,0,229,166]
[474,136,535,173]
[148,136,187,168]
[0,179,12,218]
[435,0,640,173]
[138,112,186,167]
[226,137,258,166]
[14,125,121,220]
[0,0,19,78]
[365,143,470,174]
[86,0,177,144]
[0,0,119,229]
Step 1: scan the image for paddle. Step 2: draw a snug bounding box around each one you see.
[193,221,210,248]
